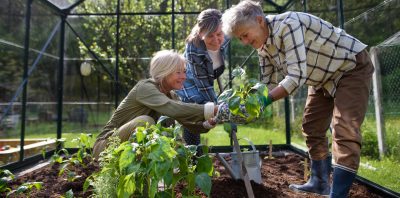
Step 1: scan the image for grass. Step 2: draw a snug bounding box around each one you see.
[359,157,400,192]
[202,124,286,146]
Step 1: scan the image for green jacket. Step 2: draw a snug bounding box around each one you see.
[98,79,209,141]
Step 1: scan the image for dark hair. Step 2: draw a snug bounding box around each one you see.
[186,9,222,47]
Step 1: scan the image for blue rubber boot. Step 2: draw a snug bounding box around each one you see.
[289,156,331,196]
[330,167,356,198]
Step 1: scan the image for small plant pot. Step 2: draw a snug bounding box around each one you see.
[230,145,262,184]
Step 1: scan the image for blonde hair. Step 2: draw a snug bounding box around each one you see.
[221,0,264,37]
[186,9,222,47]
[149,50,185,83]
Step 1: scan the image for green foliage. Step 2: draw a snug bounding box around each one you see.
[361,129,380,159]
[7,182,43,197]
[87,121,214,197]
[63,189,74,198]
[218,68,269,122]
[0,169,14,193]
[47,133,94,187]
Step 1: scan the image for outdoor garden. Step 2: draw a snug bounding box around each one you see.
[1,0,400,197]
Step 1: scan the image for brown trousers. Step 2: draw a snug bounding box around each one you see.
[93,115,155,159]
[302,50,374,172]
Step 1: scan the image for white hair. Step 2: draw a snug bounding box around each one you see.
[221,0,264,37]
[149,50,185,83]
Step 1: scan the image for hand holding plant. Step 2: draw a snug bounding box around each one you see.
[217,68,270,124]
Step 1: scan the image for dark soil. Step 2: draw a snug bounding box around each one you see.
[1,151,383,198]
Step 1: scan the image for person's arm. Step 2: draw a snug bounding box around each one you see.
[268,85,289,102]
[136,81,214,126]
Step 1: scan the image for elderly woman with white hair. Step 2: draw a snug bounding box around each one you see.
[221,1,374,197]
[93,50,217,158]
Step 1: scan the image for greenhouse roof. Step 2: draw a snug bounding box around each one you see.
[378,31,400,46]
[42,0,84,11]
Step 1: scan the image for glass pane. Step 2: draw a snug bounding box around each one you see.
[344,0,400,46]
[47,0,81,10]
[63,15,117,147]
[176,0,225,12]
[24,0,60,161]
[71,0,117,14]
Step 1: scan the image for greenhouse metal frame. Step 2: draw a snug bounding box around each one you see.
[1,0,399,197]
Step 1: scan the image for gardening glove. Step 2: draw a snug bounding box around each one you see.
[260,93,274,110]
[214,103,248,124]
[202,118,217,129]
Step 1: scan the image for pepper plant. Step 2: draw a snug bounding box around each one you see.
[218,68,269,122]
[85,118,214,198]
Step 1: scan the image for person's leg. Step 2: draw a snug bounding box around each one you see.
[183,128,201,146]
[114,115,155,141]
[289,86,333,196]
[93,115,155,159]
[330,50,374,197]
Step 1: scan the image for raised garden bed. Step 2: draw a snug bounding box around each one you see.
[0,139,57,166]
[1,149,387,198]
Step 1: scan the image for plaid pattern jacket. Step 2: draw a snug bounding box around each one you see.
[258,12,367,96]
[176,38,230,104]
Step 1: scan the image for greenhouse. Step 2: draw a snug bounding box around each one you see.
[0,0,399,197]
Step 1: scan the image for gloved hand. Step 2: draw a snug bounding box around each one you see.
[260,94,273,110]
[202,118,217,129]
[214,103,247,124]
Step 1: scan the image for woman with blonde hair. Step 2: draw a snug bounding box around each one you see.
[93,50,217,158]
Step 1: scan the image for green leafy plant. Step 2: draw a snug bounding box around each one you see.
[0,169,14,194]
[218,68,269,122]
[57,133,94,181]
[86,119,214,198]
[6,182,43,197]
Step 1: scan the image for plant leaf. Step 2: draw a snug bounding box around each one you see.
[218,89,234,103]
[232,68,245,78]
[196,155,214,176]
[65,189,74,198]
[228,96,241,114]
[195,173,212,196]
[119,145,136,174]
[245,94,260,117]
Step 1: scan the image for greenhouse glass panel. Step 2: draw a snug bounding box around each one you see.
[175,0,226,12]
[46,0,82,10]
[23,0,60,161]
[70,0,117,14]
[121,0,172,13]
[63,15,117,147]
[344,0,400,46]
[0,0,26,166]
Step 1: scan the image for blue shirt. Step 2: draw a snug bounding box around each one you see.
[176,38,230,104]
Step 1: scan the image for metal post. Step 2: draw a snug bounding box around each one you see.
[337,0,344,29]
[370,47,386,158]
[114,0,121,108]
[20,0,33,161]
[303,0,307,12]
[285,97,291,145]
[57,15,66,140]
[171,0,175,49]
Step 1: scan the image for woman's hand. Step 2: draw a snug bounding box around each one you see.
[202,118,217,129]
